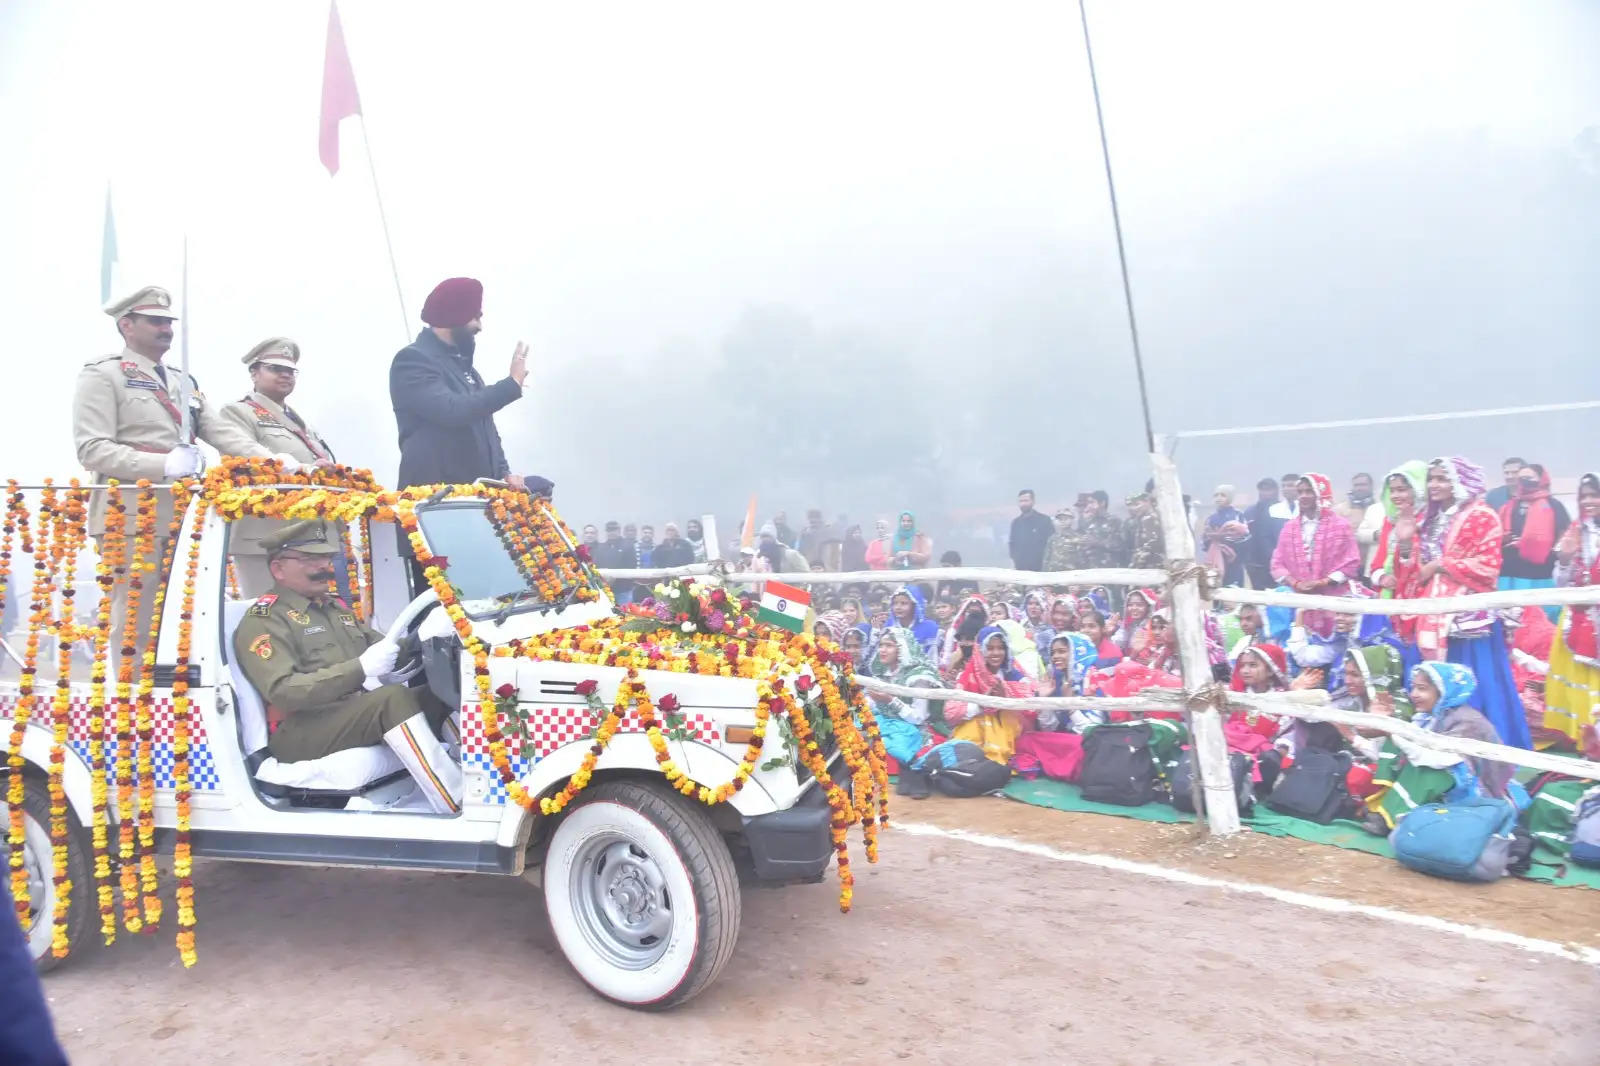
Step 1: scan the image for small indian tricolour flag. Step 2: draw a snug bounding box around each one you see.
[757,580,811,633]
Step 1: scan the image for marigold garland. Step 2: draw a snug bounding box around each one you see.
[169,497,207,967]
[88,481,120,945]
[3,480,37,931]
[47,483,88,955]
[114,482,153,934]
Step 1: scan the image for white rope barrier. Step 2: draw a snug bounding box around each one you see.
[854,678,1600,782]
[1212,584,1600,614]
[1169,399,1600,441]
[595,564,1169,588]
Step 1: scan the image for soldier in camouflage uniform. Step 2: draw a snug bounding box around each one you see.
[232,520,461,813]
[1076,490,1127,569]
[1126,492,1165,570]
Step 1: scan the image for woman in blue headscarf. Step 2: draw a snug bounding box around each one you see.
[1362,661,1513,833]
[886,584,941,657]
[1036,632,1105,733]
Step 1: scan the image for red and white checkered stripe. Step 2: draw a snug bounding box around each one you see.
[458,703,722,760]
[0,694,211,747]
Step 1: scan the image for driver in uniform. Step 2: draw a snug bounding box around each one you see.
[232,519,461,813]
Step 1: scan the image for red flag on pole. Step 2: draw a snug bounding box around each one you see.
[318,1,362,175]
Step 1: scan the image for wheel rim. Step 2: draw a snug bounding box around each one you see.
[19,809,55,961]
[568,833,675,970]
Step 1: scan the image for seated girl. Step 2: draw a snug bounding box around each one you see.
[844,625,871,673]
[1113,588,1159,654]
[1077,609,1123,667]
[1362,662,1512,834]
[944,625,1038,763]
[1036,632,1104,733]
[868,626,943,766]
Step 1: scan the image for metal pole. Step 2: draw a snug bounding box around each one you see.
[359,115,410,341]
[1078,0,1155,453]
[1150,441,1241,834]
[177,235,193,442]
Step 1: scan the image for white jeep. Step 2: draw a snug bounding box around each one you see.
[3,483,857,1008]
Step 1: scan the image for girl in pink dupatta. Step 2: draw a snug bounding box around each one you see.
[1393,457,1503,659]
[945,625,1037,763]
[1270,473,1360,638]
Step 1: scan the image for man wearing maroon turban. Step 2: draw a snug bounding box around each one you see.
[388,276,530,489]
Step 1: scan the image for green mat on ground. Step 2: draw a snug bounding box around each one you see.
[1000,775,1600,890]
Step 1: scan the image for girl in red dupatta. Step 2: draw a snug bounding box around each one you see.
[1393,456,1529,749]
[945,625,1037,763]
[1269,473,1360,638]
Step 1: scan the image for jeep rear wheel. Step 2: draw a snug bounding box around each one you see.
[543,780,741,1009]
[16,781,93,972]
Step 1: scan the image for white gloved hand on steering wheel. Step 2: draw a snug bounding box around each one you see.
[416,605,457,643]
[358,638,399,680]
[272,452,305,474]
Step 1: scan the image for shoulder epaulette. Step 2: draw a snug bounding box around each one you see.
[249,593,278,617]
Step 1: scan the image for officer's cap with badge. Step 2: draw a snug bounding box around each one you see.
[104,286,179,321]
[243,337,301,371]
[262,519,340,558]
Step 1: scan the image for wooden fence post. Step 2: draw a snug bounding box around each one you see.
[1150,442,1241,835]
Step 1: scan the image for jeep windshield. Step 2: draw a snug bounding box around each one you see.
[415,500,583,617]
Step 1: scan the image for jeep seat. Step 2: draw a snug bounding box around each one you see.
[222,600,405,797]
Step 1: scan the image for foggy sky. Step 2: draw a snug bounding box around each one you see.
[2,1,1595,560]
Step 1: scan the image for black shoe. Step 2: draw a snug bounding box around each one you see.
[1361,812,1390,837]
[897,767,932,800]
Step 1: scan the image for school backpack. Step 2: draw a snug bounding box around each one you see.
[1389,796,1519,882]
[1078,723,1158,806]
[1263,749,1353,824]
[1572,785,1600,868]
[1169,748,1254,817]
[912,741,1012,798]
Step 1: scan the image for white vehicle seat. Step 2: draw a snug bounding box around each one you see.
[222,600,405,795]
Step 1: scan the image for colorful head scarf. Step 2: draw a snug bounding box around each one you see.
[870,625,941,688]
[889,584,940,653]
[1428,456,1486,510]
[1345,644,1412,717]
[1230,643,1289,691]
[814,610,847,644]
[1415,661,1477,710]
[975,624,1027,682]
[1380,460,1428,521]
[891,511,918,555]
[1297,473,1336,514]
[1049,631,1098,690]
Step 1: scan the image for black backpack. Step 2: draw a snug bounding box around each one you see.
[1079,723,1158,806]
[1264,749,1353,824]
[915,741,1012,798]
[1170,748,1254,817]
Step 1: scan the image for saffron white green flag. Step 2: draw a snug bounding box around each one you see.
[756,580,810,633]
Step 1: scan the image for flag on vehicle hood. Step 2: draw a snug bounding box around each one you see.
[757,580,810,633]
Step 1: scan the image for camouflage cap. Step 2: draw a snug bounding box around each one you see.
[261,519,340,556]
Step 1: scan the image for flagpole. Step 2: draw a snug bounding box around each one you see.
[358,117,409,341]
[178,235,193,442]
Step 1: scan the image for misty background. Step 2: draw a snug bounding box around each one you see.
[2,1,1596,561]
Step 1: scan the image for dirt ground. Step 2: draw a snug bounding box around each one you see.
[41,795,1600,1065]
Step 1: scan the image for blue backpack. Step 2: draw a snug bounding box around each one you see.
[1390,796,1518,882]
[1572,786,1600,869]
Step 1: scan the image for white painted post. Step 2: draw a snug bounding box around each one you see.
[1150,442,1241,835]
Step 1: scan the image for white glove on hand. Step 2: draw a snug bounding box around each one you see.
[272,452,304,474]
[416,605,456,643]
[381,660,424,685]
[358,638,399,680]
[163,445,202,478]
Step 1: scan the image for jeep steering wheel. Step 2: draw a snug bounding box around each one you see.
[384,587,440,680]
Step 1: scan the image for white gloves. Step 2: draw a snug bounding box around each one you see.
[163,445,202,478]
[363,658,423,691]
[272,453,304,474]
[358,638,400,680]
[416,606,456,643]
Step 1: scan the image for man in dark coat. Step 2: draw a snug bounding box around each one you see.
[389,276,529,489]
[1008,488,1054,571]
[0,895,68,1066]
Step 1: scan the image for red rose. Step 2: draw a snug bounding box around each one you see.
[795,675,814,693]
[494,683,517,699]
[658,693,681,713]
[574,679,598,696]
[431,555,450,570]
[711,588,728,606]
[575,544,593,564]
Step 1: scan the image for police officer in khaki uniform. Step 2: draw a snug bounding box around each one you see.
[231,520,461,814]
[73,286,273,668]
[219,338,338,596]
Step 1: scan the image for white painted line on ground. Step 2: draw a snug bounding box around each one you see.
[895,821,1600,968]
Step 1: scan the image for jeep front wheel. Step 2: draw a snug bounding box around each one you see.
[16,780,93,972]
[543,779,741,1009]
